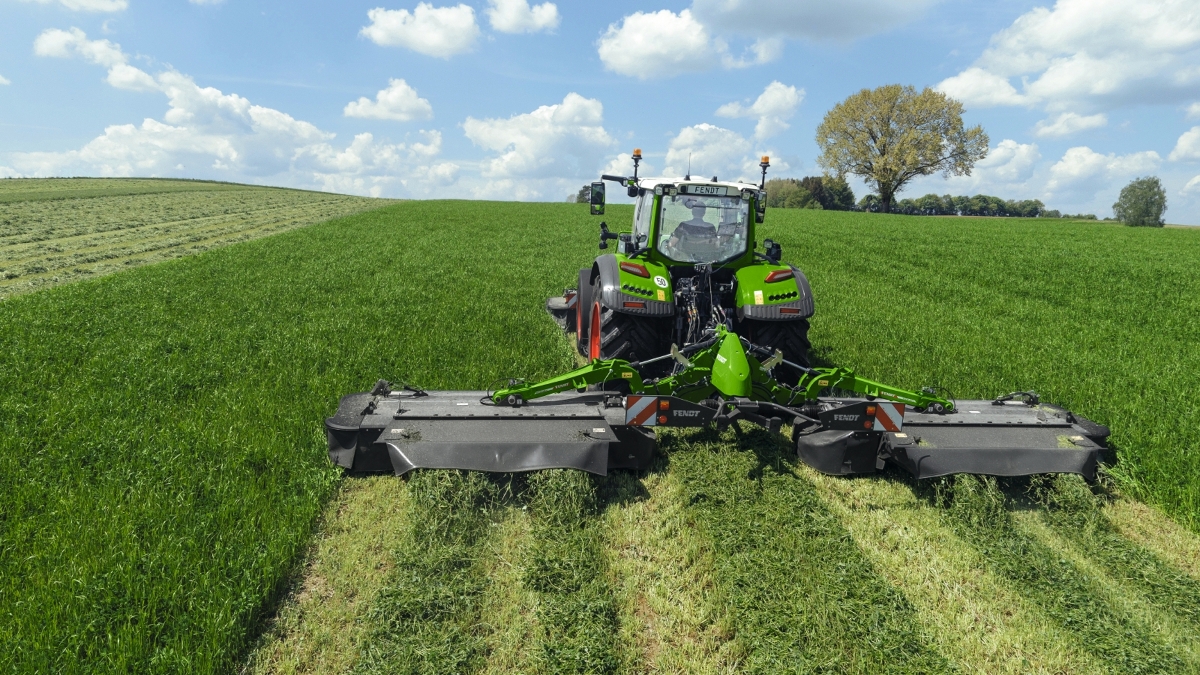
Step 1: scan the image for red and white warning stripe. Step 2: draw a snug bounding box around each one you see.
[625,396,658,426]
[872,402,905,432]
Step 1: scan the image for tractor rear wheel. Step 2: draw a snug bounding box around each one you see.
[588,278,671,365]
[741,318,811,385]
[575,268,593,357]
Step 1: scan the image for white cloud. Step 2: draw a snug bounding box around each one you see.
[1182,175,1200,194]
[344,79,433,122]
[935,67,1031,108]
[0,75,10,86]
[20,28,451,197]
[34,27,157,91]
[660,123,786,182]
[596,9,776,80]
[936,0,1200,111]
[361,3,480,58]
[1033,112,1108,138]
[1170,127,1200,161]
[976,140,1041,183]
[486,0,559,34]
[690,0,938,41]
[1188,102,1200,120]
[462,93,614,184]
[1047,146,1160,191]
[19,0,127,12]
[716,81,803,140]
[597,10,718,79]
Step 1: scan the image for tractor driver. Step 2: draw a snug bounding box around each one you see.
[668,202,717,251]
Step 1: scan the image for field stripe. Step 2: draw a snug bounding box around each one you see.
[524,469,621,674]
[478,507,539,675]
[353,471,502,675]
[669,426,952,673]
[1106,499,1200,581]
[803,469,1103,675]
[246,476,409,675]
[942,476,1185,673]
[602,463,739,674]
[1019,513,1200,670]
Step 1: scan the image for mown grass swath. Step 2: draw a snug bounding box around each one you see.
[0,201,596,672]
[668,426,951,673]
[0,178,388,298]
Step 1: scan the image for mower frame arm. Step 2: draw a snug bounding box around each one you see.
[492,359,644,405]
[793,366,955,412]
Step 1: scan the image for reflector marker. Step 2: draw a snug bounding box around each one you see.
[625,395,658,426]
[872,402,905,432]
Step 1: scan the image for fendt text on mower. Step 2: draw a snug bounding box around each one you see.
[326,151,1110,480]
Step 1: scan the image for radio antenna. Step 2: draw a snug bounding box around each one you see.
[686,153,692,181]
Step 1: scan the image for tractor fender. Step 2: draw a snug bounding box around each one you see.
[736,264,815,321]
[591,254,675,317]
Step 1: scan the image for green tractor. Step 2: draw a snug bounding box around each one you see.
[547,151,812,380]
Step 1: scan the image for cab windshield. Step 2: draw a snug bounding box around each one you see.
[657,193,749,263]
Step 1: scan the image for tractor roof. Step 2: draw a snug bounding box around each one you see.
[635,177,762,192]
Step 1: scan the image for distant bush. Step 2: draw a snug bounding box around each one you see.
[1113,176,1167,227]
[766,175,855,211]
[569,185,590,203]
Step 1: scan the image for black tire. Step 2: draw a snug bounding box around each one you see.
[741,318,811,385]
[575,268,593,357]
[590,276,671,365]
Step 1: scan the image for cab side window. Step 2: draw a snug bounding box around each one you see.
[633,191,653,245]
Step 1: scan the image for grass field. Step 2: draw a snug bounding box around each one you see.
[2,191,1200,672]
[0,178,390,299]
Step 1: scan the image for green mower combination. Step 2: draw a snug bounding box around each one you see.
[325,151,1110,480]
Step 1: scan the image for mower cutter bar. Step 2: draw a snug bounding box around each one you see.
[324,387,1110,480]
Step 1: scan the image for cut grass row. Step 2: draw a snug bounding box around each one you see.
[0,178,389,298]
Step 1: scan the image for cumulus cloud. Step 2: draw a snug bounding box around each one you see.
[361,3,480,58]
[344,79,433,122]
[486,0,559,34]
[659,123,785,182]
[716,81,803,140]
[976,140,1042,183]
[463,93,614,186]
[34,27,157,91]
[689,0,938,41]
[936,0,1200,111]
[1182,175,1200,194]
[19,0,127,12]
[1033,112,1108,138]
[597,9,776,79]
[1169,126,1200,161]
[1188,102,1200,119]
[0,75,9,86]
[19,27,452,197]
[1047,146,1160,192]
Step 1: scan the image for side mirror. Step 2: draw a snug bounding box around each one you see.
[590,181,605,215]
[755,190,766,223]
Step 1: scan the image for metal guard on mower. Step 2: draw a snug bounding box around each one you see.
[324,326,1110,480]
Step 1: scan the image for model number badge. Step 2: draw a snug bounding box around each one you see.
[653,275,668,288]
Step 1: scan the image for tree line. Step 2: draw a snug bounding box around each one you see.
[854,193,1097,219]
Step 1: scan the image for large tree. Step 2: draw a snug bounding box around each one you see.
[1112,176,1167,226]
[816,85,988,213]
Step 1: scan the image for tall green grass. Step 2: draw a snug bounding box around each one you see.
[0,202,598,672]
[3,201,1199,670]
[764,211,1200,529]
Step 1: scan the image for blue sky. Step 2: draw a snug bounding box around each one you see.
[2,0,1199,222]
